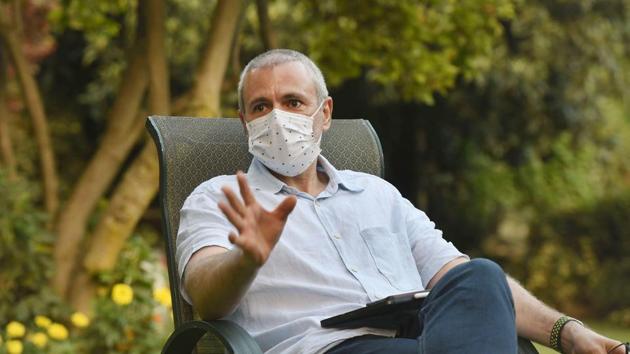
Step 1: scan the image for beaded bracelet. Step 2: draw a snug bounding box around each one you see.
[550,315,583,353]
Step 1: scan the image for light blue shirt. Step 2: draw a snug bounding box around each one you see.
[177,156,466,354]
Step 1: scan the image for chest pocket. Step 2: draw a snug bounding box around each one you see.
[360,227,419,291]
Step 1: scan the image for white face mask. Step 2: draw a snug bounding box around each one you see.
[246,101,325,177]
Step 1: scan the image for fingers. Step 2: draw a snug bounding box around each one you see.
[222,186,246,215]
[217,201,244,231]
[228,231,239,245]
[237,171,256,206]
[229,231,250,249]
[273,195,297,220]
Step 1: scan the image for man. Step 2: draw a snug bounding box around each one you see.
[177,49,626,353]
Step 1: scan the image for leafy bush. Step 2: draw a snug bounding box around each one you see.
[0,170,172,353]
[525,192,630,322]
[430,98,630,322]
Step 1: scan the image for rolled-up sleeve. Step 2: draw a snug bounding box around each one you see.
[176,183,236,302]
[401,197,468,288]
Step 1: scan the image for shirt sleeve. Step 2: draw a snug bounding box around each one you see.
[176,183,237,303]
[400,196,468,288]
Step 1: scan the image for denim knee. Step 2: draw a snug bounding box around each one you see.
[462,258,513,306]
[462,258,506,283]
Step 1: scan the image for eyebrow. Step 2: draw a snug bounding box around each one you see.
[281,93,308,102]
[247,92,311,111]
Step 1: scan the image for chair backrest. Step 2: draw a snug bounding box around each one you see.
[146,116,384,328]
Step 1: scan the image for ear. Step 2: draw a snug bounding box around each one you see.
[322,97,333,132]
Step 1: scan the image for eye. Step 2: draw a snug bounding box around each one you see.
[252,103,266,112]
[287,99,302,109]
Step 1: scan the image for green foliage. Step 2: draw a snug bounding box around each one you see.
[0,169,58,321]
[383,0,630,320]
[478,103,630,319]
[166,0,217,93]
[45,0,218,122]
[8,0,630,340]
[525,192,630,321]
[0,171,171,353]
[50,0,137,65]
[518,134,610,212]
[46,0,136,124]
[244,0,516,104]
[80,236,170,354]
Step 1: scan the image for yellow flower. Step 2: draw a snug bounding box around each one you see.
[28,332,48,348]
[47,323,69,340]
[111,283,134,305]
[34,315,52,329]
[6,321,25,338]
[153,287,172,308]
[6,340,23,354]
[70,312,90,328]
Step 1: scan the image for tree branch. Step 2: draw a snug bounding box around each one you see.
[255,0,278,50]
[0,7,58,219]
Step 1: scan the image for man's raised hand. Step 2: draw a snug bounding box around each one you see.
[217,171,297,267]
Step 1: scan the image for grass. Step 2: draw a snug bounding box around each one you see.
[533,321,629,353]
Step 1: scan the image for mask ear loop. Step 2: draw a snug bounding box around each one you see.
[309,98,327,119]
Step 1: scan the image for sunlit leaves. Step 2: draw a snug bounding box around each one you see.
[50,0,137,64]
[263,0,516,104]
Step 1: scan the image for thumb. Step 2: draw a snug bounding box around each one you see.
[273,195,297,220]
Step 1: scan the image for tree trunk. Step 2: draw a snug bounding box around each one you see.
[145,0,170,116]
[0,95,17,181]
[84,0,244,270]
[1,25,58,218]
[0,48,17,180]
[73,142,160,311]
[185,0,245,117]
[255,0,278,50]
[227,2,247,91]
[0,101,16,180]
[70,0,245,311]
[52,35,149,299]
[68,0,171,311]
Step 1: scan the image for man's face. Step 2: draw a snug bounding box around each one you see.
[239,61,332,135]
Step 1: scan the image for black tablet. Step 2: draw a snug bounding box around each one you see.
[320,290,430,330]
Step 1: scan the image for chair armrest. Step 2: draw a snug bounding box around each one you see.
[518,337,539,354]
[161,320,263,354]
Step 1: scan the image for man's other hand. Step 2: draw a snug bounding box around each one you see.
[218,171,297,267]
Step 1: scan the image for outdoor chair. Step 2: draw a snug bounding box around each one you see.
[146,116,539,354]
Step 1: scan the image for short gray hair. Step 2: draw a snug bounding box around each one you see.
[238,49,329,113]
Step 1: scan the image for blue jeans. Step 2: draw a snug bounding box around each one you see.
[326,259,517,354]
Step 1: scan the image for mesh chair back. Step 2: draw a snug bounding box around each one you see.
[146,116,384,328]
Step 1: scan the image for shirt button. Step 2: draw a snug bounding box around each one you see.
[314,200,320,207]
[333,234,341,239]
[350,267,358,273]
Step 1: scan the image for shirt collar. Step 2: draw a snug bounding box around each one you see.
[246,155,364,194]
[317,155,364,193]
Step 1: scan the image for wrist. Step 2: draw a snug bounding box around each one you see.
[560,320,584,353]
[235,248,262,270]
[550,315,583,353]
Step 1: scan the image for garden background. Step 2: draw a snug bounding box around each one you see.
[0,0,628,353]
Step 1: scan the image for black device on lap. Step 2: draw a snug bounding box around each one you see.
[320,290,430,332]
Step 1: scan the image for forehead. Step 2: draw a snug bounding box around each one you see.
[242,61,317,104]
